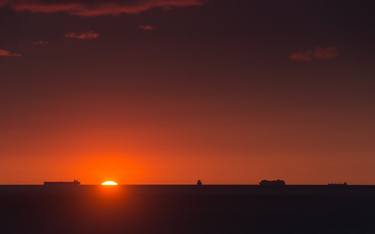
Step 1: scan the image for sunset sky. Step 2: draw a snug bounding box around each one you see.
[0,0,375,184]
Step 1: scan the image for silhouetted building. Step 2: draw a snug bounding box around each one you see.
[259,179,286,187]
[44,180,80,187]
[197,180,203,186]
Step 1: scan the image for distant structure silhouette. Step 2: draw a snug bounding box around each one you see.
[328,182,348,187]
[197,180,203,186]
[44,180,80,187]
[259,179,286,187]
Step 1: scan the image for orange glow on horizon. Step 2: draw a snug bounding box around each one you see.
[101,180,118,186]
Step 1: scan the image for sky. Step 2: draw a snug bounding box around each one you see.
[0,0,375,185]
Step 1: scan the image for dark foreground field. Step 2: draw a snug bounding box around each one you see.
[1,185,375,234]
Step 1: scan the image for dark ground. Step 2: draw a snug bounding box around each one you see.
[1,185,375,234]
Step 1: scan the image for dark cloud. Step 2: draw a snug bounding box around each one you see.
[0,0,205,16]
[290,47,339,63]
[0,48,22,57]
[65,31,100,40]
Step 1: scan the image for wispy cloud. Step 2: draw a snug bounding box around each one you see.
[65,31,100,40]
[139,25,156,31]
[289,51,313,63]
[313,47,339,60]
[0,0,206,16]
[0,48,22,57]
[289,47,339,63]
[32,40,49,46]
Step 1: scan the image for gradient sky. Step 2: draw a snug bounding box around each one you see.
[1,0,375,184]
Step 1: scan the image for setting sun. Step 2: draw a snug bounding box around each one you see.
[101,180,118,186]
